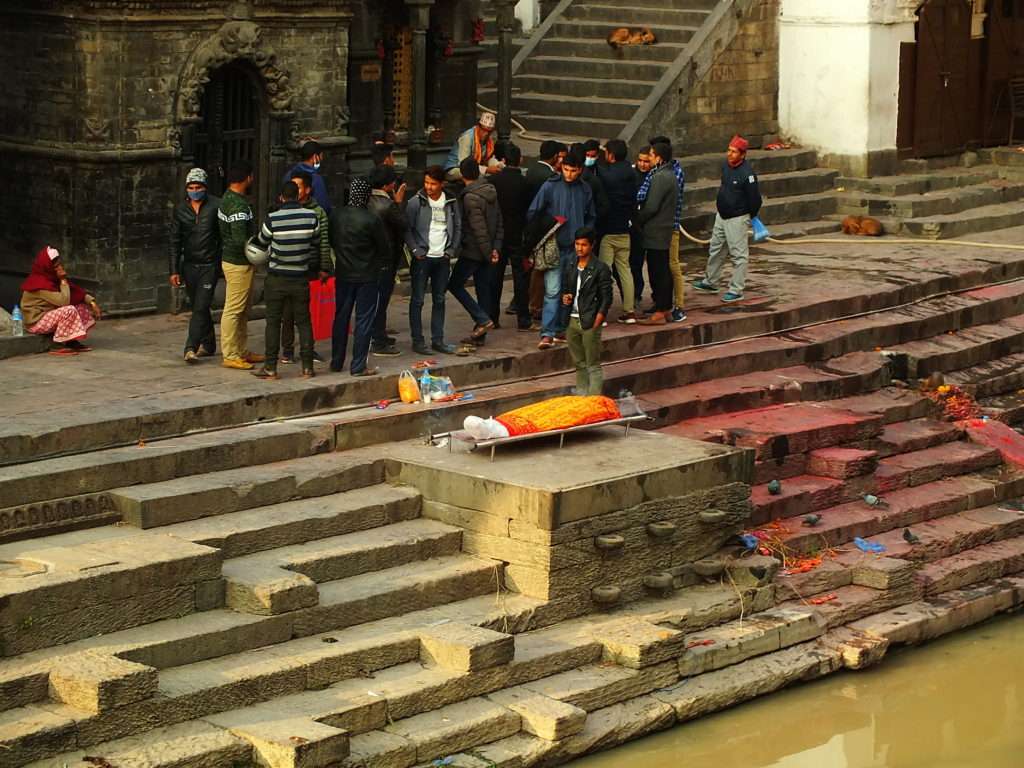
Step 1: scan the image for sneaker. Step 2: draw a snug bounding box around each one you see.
[352,367,379,377]
[617,312,640,325]
[670,308,687,323]
[692,279,717,293]
[184,350,198,364]
[244,352,266,364]
[722,292,744,303]
[250,367,279,380]
[538,336,554,350]
[222,357,255,370]
[372,344,401,356]
[279,354,296,365]
[413,342,432,356]
[431,342,457,354]
[553,334,567,344]
[639,312,668,326]
[312,350,325,363]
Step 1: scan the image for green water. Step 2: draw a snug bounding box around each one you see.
[574,614,1024,768]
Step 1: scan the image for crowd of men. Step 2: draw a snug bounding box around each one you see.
[168,115,762,382]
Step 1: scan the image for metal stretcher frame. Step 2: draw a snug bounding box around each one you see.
[442,413,651,461]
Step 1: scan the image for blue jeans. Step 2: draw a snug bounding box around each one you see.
[449,257,492,327]
[409,257,450,345]
[541,248,574,338]
[331,280,379,374]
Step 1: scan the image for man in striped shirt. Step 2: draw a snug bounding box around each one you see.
[252,181,322,379]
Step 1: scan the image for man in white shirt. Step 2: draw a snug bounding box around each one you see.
[404,165,462,355]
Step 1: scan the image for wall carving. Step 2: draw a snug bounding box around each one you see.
[174,18,293,122]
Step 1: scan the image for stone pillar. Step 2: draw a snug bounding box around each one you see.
[406,0,434,170]
[778,0,918,177]
[495,0,517,144]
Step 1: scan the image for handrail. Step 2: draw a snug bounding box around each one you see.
[619,0,743,145]
[511,0,575,74]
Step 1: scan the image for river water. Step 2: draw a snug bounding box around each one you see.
[574,614,1024,768]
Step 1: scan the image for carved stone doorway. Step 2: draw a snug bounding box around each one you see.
[194,62,270,214]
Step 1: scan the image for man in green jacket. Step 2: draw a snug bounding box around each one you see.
[217,160,264,370]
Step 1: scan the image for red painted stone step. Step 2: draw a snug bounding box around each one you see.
[868,418,963,458]
[917,536,1024,596]
[663,403,884,460]
[753,454,808,485]
[874,441,1002,493]
[749,475,845,526]
[823,388,937,425]
[806,447,878,479]
[871,504,1024,562]
[965,418,1024,467]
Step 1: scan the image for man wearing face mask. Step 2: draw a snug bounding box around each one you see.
[284,140,332,215]
[169,168,221,364]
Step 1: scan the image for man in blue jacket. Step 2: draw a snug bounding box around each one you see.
[693,135,762,303]
[283,140,332,215]
[527,150,595,350]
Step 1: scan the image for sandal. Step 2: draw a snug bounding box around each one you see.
[352,367,379,377]
[470,320,495,339]
[251,368,279,380]
[48,347,79,356]
[456,344,475,356]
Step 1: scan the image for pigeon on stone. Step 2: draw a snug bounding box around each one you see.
[863,494,888,508]
[767,479,782,496]
[903,528,921,545]
[802,514,821,527]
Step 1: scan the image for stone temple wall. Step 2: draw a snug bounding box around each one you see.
[0,1,351,314]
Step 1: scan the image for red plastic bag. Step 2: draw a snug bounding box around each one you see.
[309,277,336,342]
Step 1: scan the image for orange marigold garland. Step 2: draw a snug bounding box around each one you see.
[925,384,980,421]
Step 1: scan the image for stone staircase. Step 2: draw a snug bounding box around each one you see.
[476,0,528,89]
[6,245,1024,766]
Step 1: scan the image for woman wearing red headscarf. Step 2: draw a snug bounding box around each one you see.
[20,246,102,353]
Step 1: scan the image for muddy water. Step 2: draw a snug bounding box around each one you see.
[574,615,1024,768]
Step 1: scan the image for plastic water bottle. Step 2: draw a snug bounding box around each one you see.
[10,305,23,337]
[420,369,432,404]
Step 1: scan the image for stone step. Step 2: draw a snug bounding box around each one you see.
[0,528,221,657]
[0,421,333,514]
[564,3,712,26]
[515,112,627,139]
[685,168,839,207]
[550,19,699,46]
[639,353,889,429]
[109,450,386,530]
[157,484,422,559]
[682,191,839,235]
[836,179,1024,219]
[512,91,645,122]
[963,417,1024,467]
[867,418,963,458]
[507,74,659,100]
[883,315,1024,379]
[664,402,885,460]
[835,166,1001,196]
[772,468,1024,555]
[222,519,463,615]
[789,582,915,628]
[535,36,686,62]
[916,535,1024,596]
[385,697,522,764]
[873,441,1002,493]
[682,147,820,183]
[749,475,847,526]
[577,0,720,9]
[979,391,1024,424]
[944,351,1024,398]
[885,198,1024,239]
[518,55,670,81]
[805,447,879,479]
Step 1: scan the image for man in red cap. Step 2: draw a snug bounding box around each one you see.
[693,135,762,302]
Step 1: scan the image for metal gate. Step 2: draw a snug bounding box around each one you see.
[912,0,974,157]
[194,62,266,203]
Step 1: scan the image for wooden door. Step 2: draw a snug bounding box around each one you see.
[982,0,1024,144]
[913,0,974,157]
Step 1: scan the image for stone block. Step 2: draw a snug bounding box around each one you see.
[806,447,878,479]
[522,661,678,713]
[852,556,919,591]
[590,618,688,669]
[225,565,320,616]
[340,730,416,768]
[819,627,890,670]
[0,669,49,712]
[230,717,350,768]
[419,623,515,673]
[48,651,158,714]
[383,697,521,763]
[486,688,586,741]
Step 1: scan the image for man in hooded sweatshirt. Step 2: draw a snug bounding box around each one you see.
[329,178,389,376]
[450,157,503,345]
[283,140,331,215]
[693,135,762,303]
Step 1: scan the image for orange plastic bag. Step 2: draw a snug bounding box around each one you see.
[398,370,421,403]
[495,396,620,437]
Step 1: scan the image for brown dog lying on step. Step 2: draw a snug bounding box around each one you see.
[607,27,657,49]
[841,215,884,236]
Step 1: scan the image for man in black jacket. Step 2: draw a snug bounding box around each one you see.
[561,227,613,395]
[367,165,407,356]
[524,140,567,324]
[489,143,533,331]
[694,135,762,303]
[329,178,390,376]
[597,139,639,323]
[169,167,221,364]
[451,158,502,344]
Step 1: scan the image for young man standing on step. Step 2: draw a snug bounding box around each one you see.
[635,142,679,326]
[694,135,762,303]
[561,227,613,395]
[647,135,687,323]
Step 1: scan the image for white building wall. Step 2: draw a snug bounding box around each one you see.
[778,0,917,176]
[515,0,540,31]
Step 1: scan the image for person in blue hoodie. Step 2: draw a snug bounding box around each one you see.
[283,140,332,214]
[526,149,595,350]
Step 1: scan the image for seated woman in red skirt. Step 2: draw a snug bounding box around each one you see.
[20,246,102,354]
